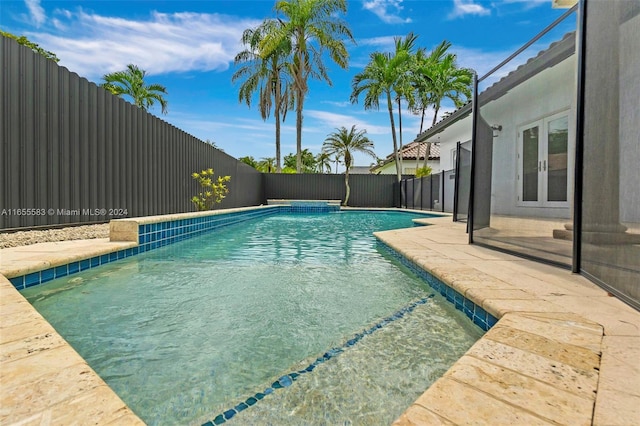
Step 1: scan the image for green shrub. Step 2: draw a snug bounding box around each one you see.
[191,168,231,211]
[415,166,432,178]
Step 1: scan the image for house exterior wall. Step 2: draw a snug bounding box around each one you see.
[482,54,577,219]
[434,53,577,221]
[431,119,473,171]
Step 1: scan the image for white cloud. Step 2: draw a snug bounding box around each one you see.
[27,9,261,80]
[306,110,392,135]
[320,100,352,107]
[357,35,398,49]
[24,0,46,26]
[449,0,491,19]
[450,46,513,77]
[362,0,412,24]
[500,0,548,7]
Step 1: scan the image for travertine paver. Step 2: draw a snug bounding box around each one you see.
[0,239,137,278]
[446,355,594,425]
[409,377,556,425]
[0,273,144,425]
[465,338,598,397]
[593,336,640,425]
[381,218,640,426]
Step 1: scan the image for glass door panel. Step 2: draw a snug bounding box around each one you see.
[546,116,569,202]
[522,125,539,202]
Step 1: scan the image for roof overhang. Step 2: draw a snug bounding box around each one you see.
[552,0,578,9]
[415,103,472,143]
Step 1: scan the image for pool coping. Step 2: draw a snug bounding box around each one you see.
[1,209,638,425]
[375,216,639,426]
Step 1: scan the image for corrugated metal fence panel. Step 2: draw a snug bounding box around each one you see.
[264,174,397,207]
[0,37,263,229]
[349,174,398,207]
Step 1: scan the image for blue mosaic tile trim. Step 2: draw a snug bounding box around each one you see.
[12,206,341,291]
[137,208,280,251]
[377,240,498,331]
[201,295,435,426]
[11,246,140,291]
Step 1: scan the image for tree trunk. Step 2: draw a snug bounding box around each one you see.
[296,96,303,173]
[423,142,431,169]
[397,98,404,175]
[344,152,351,206]
[275,80,282,172]
[432,103,440,127]
[387,93,401,182]
[344,170,350,206]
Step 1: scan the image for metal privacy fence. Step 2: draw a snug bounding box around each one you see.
[264,174,400,208]
[0,37,403,229]
[0,36,263,229]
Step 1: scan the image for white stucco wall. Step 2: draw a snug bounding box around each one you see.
[430,118,473,172]
[425,53,577,220]
[482,55,577,219]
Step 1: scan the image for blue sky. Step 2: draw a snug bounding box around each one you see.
[0,0,575,168]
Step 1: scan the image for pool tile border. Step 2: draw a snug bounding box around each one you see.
[377,240,498,331]
[201,295,436,426]
[200,237,495,425]
[8,205,342,291]
[8,246,138,290]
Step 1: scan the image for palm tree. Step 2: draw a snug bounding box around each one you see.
[351,33,416,182]
[284,148,316,173]
[258,157,277,173]
[101,64,168,114]
[233,19,293,172]
[322,126,376,206]
[411,41,472,168]
[421,48,472,128]
[262,0,354,173]
[315,152,332,173]
[391,33,419,176]
[412,40,451,133]
[334,153,343,174]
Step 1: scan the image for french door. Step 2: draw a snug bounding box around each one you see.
[517,112,570,207]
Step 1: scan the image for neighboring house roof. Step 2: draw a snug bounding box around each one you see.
[415,31,576,143]
[394,141,441,161]
[371,141,440,173]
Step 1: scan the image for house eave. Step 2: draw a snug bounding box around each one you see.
[415,31,576,143]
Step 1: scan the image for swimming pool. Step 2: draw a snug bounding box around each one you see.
[22,210,483,425]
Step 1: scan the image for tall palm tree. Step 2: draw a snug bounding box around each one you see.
[412,41,472,168]
[351,34,415,182]
[101,64,168,114]
[233,19,293,172]
[262,0,354,173]
[424,52,472,127]
[412,40,451,134]
[391,33,419,176]
[322,125,376,206]
[315,152,332,173]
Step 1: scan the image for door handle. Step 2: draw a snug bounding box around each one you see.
[543,160,547,171]
[538,161,541,172]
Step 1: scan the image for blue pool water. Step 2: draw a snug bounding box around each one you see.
[22,211,483,425]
